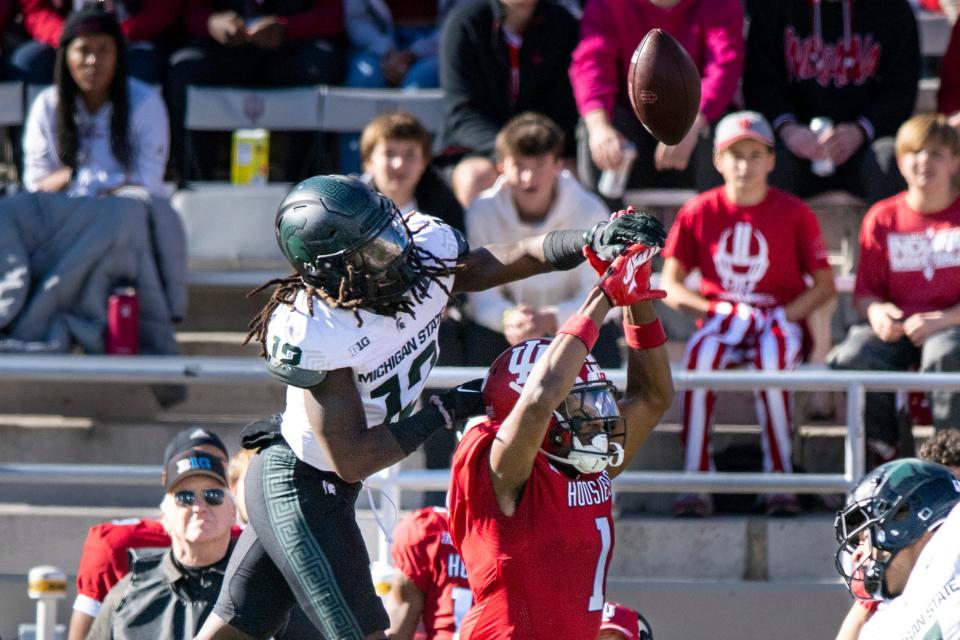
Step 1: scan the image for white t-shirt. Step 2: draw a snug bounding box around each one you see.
[22,78,169,199]
[267,212,461,472]
[464,170,608,332]
[860,500,960,640]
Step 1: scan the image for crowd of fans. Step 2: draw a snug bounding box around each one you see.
[0,1,955,636]
[0,0,958,528]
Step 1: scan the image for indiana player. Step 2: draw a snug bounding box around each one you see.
[448,234,675,639]
[659,111,836,517]
[385,506,471,640]
[834,458,960,640]
[196,175,664,640]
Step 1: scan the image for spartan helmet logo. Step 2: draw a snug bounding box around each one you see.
[713,222,769,297]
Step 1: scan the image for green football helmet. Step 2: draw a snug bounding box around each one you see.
[835,458,960,600]
[275,175,420,305]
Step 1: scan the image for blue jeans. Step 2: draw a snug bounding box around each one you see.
[339,25,439,174]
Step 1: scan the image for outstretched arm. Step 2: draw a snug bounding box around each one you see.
[489,288,612,513]
[610,301,675,480]
[301,369,481,483]
[452,210,666,294]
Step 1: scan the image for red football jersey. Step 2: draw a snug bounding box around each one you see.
[73,518,243,616]
[854,193,960,317]
[392,507,472,640]
[663,187,830,307]
[448,422,614,640]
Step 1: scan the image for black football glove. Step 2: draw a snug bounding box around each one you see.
[429,378,486,429]
[583,207,667,274]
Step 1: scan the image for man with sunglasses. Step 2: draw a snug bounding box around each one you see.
[68,427,239,640]
[87,449,237,639]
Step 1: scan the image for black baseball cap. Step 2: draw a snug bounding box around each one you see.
[163,427,228,466]
[163,449,228,492]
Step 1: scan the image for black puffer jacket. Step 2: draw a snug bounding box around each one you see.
[743,0,919,140]
[87,544,233,640]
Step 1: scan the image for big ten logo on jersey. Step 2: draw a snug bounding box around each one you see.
[349,336,371,356]
[359,309,445,423]
[507,340,551,394]
[447,552,469,580]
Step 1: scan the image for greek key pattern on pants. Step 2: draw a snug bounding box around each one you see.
[681,305,804,473]
[262,447,364,640]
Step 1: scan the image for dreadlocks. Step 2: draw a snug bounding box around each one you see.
[245,219,462,357]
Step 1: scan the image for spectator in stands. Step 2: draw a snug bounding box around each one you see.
[339,0,463,175]
[920,428,960,474]
[7,0,180,86]
[939,15,960,131]
[569,0,744,207]
[166,0,344,181]
[828,114,960,468]
[87,448,237,639]
[600,602,653,640]
[438,0,581,207]
[660,111,836,518]
[360,111,464,232]
[67,427,232,640]
[463,112,618,366]
[22,5,169,199]
[743,0,920,204]
[20,9,174,197]
[0,0,18,78]
[7,6,186,362]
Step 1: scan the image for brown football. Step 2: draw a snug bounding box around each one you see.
[628,29,701,146]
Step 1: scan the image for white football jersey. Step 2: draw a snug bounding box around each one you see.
[266,212,462,472]
[860,500,960,640]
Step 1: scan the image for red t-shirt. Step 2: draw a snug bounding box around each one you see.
[73,518,243,616]
[448,422,614,640]
[392,507,472,640]
[663,187,830,308]
[854,193,960,317]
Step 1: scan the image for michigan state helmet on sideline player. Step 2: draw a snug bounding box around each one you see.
[835,457,960,600]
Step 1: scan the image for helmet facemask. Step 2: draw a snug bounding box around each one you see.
[541,380,626,475]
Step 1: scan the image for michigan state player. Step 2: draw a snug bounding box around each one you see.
[197,175,666,640]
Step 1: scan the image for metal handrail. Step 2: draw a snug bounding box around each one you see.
[2,355,958,494]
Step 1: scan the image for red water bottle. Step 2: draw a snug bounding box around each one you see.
[106,287,139,355]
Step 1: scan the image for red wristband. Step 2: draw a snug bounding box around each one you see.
[624,319,667,350]
[858,599,880,614]
[557,314,600,351]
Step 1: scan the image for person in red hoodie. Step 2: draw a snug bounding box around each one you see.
[568,0,745,205]
[7,0,182,85]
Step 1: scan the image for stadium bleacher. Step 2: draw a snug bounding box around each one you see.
[0,9,956,640]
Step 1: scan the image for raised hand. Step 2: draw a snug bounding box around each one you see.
[598,243,667,307]
[583,207,667,275]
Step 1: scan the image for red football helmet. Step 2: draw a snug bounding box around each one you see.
[481,338,626,474]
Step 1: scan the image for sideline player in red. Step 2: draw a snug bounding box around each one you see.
[448,212,675,640]
[386,506,471,640]
[660,111,836,517]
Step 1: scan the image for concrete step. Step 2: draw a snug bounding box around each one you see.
[177,331,260,357]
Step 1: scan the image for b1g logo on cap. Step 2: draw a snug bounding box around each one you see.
[177,456,212,473]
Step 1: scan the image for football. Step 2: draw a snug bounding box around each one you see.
[628,29,701,146]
